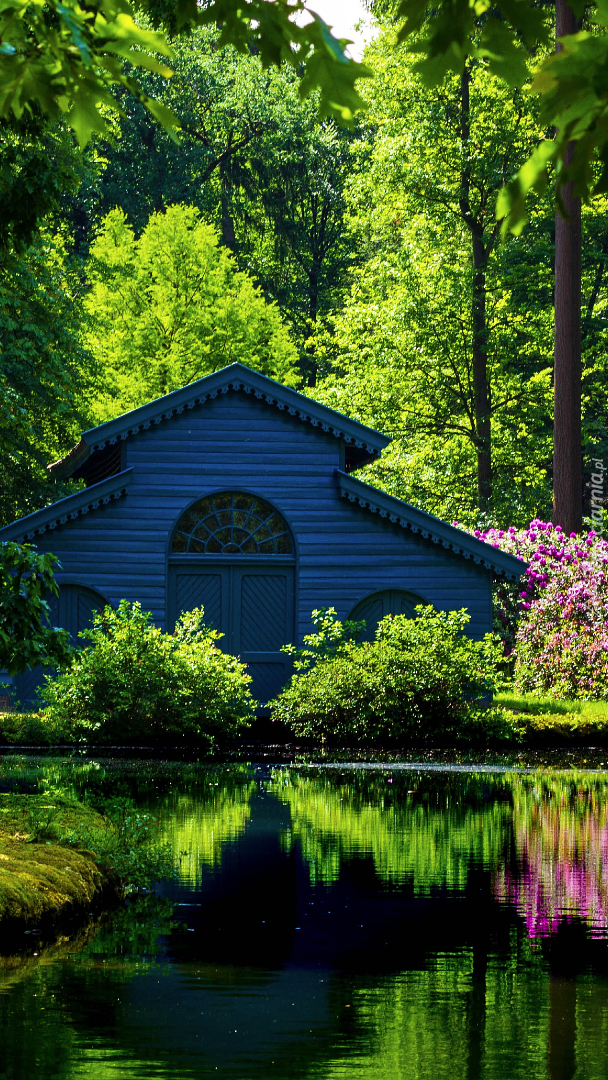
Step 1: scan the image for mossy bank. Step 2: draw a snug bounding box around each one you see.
[0,795,119,927]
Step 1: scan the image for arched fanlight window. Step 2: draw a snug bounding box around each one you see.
[171,492,293,555]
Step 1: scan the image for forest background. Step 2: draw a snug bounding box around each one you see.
[2,0,607,534]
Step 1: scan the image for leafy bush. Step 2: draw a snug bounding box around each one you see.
[59,796,174,890]
[281,606,365,671]
[271,606,503,744]
[0,710,72,746]
[0,541,72,675]
[41,600,255,747]
[471,520,608,698]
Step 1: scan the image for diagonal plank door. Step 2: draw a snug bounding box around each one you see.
[234,567,294,705]
[172,570,226,637]
[169,563,294,706]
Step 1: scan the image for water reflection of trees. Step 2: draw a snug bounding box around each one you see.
[275,770,512,892]
[4,759,608,939]
[2,764,608,1079]
[276,769,608,940]
[157,780,255,884]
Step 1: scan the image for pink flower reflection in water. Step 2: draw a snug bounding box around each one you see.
[494,786,608,939]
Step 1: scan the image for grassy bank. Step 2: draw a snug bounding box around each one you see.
[495,693,608,720]
[0,795,114,925]
[0,789,172,932]
[494,693,608,745]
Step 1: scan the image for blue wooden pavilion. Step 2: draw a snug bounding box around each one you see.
[1,363,525,706]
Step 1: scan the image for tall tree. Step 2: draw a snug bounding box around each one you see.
[82,204,299,423]
[67,28,357,371]
[310,241,555,527]
[67,28,286,247]
[553,0,582,535]
[459,62,493,510]
[325,35,550,519]
[240,110,355,378]
[385,0,608,531]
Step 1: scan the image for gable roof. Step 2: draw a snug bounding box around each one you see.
[0,470,133,543]
[337,471,526,581]
[48,363,391,481]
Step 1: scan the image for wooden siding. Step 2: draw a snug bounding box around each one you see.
[27,388,494,646]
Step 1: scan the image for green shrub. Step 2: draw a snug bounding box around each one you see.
[271,606,504,744]
[0,540,73,675]
[59,796,175,889]
[41,600,255,747]
[281,606,366,670]
[0,710,71,745]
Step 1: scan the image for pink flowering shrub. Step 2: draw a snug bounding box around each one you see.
[466,521,608,699]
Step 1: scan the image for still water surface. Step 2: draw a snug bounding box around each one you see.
[1,757,608,1080]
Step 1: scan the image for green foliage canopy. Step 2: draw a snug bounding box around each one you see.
[1,0,607,233]
[310,42,556,525]
[67,26,296,241]
[0,231,93,524]
[390,0,608,228]
[0,116,89,251]
[67,28,356,369]
[82,203,299,421]
[0,0,370,147]
[0,0,178,146]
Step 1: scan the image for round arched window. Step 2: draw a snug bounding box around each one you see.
[10,583,109,708]
[349,589,424,642]
[171,492,293,555]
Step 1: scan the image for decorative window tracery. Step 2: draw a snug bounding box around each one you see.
[171,492,293,555]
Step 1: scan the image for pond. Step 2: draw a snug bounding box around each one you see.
[1,754,608,1080]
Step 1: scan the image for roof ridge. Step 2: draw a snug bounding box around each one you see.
[49,364,391,480]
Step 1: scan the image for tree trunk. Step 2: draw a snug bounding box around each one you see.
[553,0,582,534]
[220,157,236,251]
[460,68,492,512]
[301,265,321,387]
[472,234,492,512]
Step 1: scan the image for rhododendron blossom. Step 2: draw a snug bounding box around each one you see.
[454,520,608,698]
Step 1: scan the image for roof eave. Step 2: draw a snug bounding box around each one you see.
[48,439,91,479]
[336,472,527,581]
[0,469,133,542]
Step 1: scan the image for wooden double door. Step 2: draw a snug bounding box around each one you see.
[169,562,295,705]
